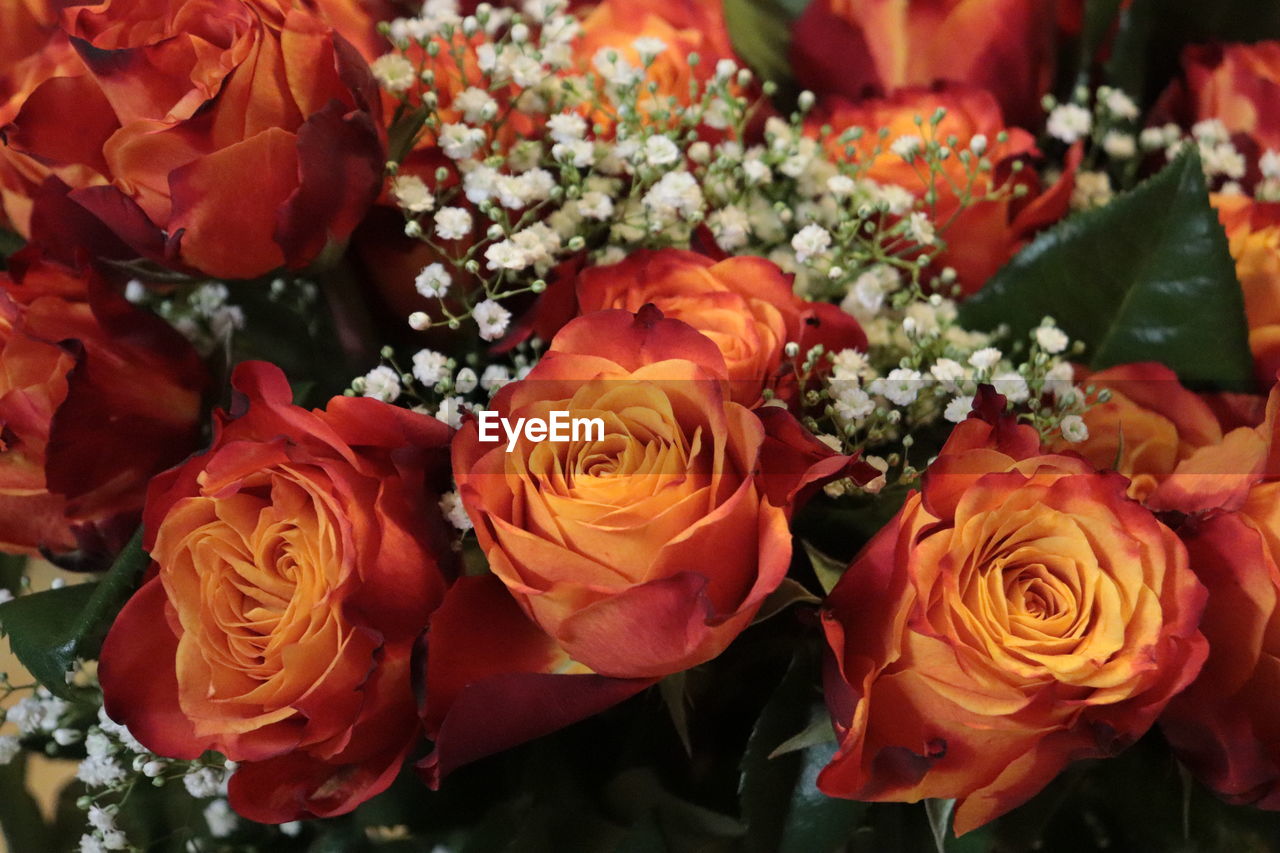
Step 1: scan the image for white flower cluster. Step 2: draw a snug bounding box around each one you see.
[131,276,318,357]
[4,677,243,852]
[353,341,538,435]
[77,703,244,848]
[371,0,1030,314]
[669,104,1019,300]
[809,316,1087,494]
[137,280,245,356]
[373,0,765,338]
[78,804,127,853]
[1040,85,1146,212]
[1138,119,1258,196]
[1060,85,1279,203]
[364,0,1083,479]
[1046,85,1139,157]
[1260,149,1280,201]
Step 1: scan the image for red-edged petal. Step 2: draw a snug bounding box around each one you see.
[755,405,879,510]
[418,575,653,786]
[227,648,421,823]
[99,577,213,760]
[790,0,882,104]
[167,128,300,279]
[547,306,728,379]
[275,100,383,269]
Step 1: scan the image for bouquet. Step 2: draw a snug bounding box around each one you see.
[1,0,1280,850]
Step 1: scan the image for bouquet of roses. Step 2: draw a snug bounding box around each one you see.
[2,0,1280,850]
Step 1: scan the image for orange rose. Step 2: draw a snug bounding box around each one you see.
[1160,382,1280,807]
[1050,361,1271,515]
[576,0,739,126]
[0,259,206,557]
[1162,508,1280,809]
[1159,43,1280,156]
[452,307,838,678]
[1214,194,1280,387]
[307,0,393,61]
[807,86,1069,294]
[1048,363,1229,503]
[791,0,1057,128]
[1,0,385,280]
[573,249,866,405]
[818,392,1208,834]
[99,361,456,822]
[0,0,83,233]
[419,383,869,783]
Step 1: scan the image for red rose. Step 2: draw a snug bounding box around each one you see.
[452,306,864,677]
[2,0,385,279]
[1162,509,1280,809]
[0,259,207,556]
[0,0,82,233]
[1047,363,1233,504]
[1154,381,1280,807]
[791,0,1057,129]
[1214,194,1280,388]
[1156,42,1280,161]
[417,572,655,786]
[451,308,796,678]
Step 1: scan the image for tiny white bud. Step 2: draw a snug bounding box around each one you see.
[52,728,82,746]
[1060,414,1089,443]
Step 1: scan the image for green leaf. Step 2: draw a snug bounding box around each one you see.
[0,229,23,269]
[753,577,821,623]
[740,650,863,853]
[925,799,955,853]
[658,671,692,755]
[74,528,150,656]
[723,0,805,90]
[388,104,431,166]
[0,553,26,595]
[768,711,836,759]
[794,486,912,567]
[775,0,811,16]
[0,583,99,698]
[1102,0,1156,102]
[0,529,149,698]
[1076,0,1126,82]
[0,755,52,853]
[1179,761,1193,841]
[609,768,743,847]
[801,541,845,596]
[959,150,1254,392]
